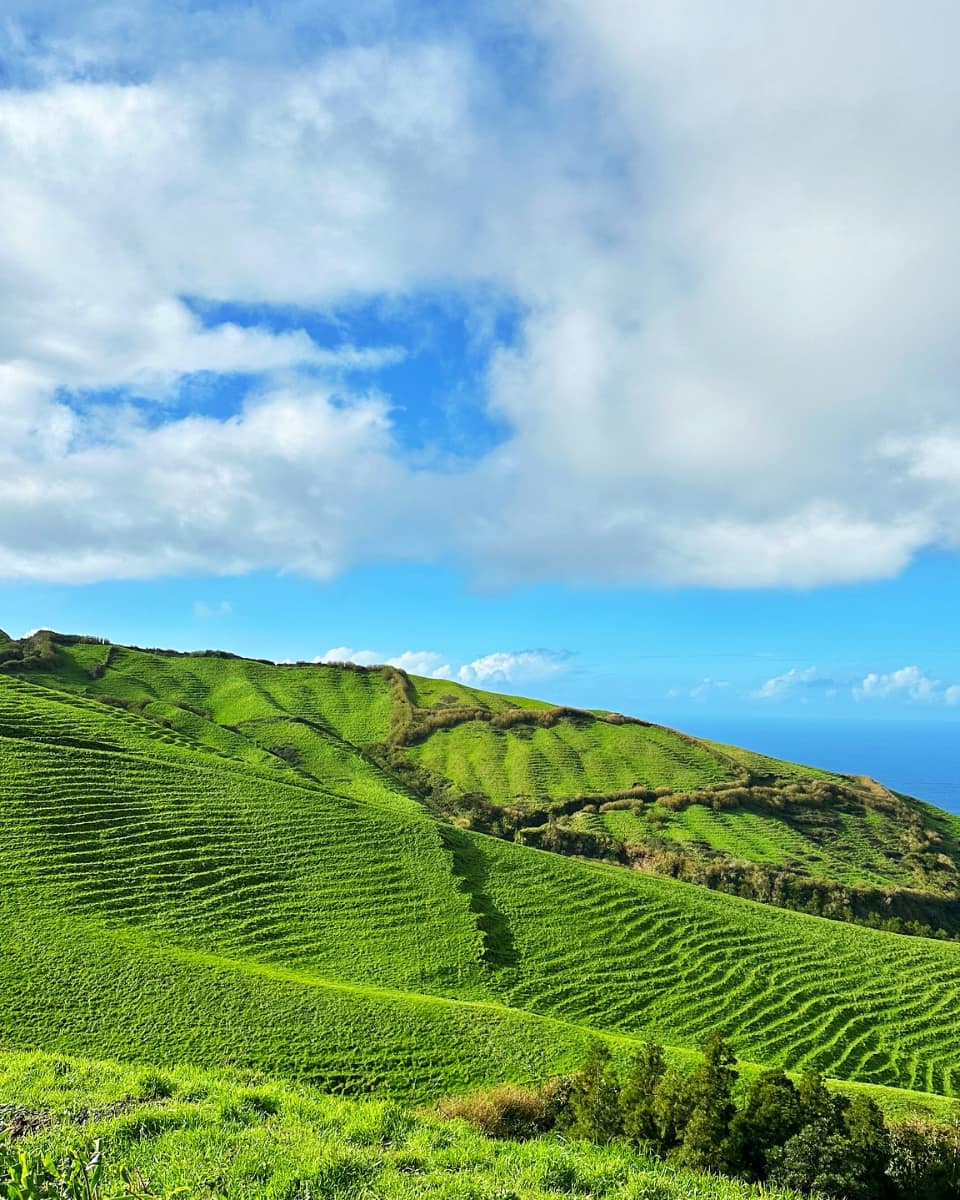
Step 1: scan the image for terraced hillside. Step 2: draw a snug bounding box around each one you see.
[10,631,957,905]
[381,676,960,934]
[3,630,960,1112]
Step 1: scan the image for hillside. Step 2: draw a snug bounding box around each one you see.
[1,629,960,1118]
[1,1049,810,1200]
[6,630,960,932]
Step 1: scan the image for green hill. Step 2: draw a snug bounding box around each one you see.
[389,674,960,916]
[2,628,960,1122]
[7,631,958,917]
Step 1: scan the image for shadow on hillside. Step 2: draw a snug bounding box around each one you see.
[439,827,519,969]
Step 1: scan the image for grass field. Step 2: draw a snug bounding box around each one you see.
[391,670,960,897]
[461,832,960,1096]
[3,631,960,1140]
[1,1049,809,1200]
[406,719,736,805]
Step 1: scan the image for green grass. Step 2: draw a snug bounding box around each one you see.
[0,679,484,998]
[20,636,952,894]
[407,720,736,808]
[613,803,917,889]
[460,832,960,1097]
[3,633,960,1126]
[702,741,832,783]
[409,674,556,713]
[2,1050,810,1200]
[404,713,957,895]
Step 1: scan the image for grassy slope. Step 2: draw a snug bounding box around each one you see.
[403,688,960,896]
[407,718,736,801]
[1,653,960,1115]
[0,676,484,996]
[22,637,955,895]
[464,832,960,1097]
[2,1050,806,1200]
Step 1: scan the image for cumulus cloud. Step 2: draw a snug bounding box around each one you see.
[457,650,569,686]
[313,645,567,684]
[315,647,383,667]
[386,651,453,678]
[752,667,835,701]
[314,646,452,677]
[749,663,960,705]
[3,3,960,587]
[854,666,949,704]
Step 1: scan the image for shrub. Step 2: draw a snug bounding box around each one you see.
[437,1082,563,1139]
[887,1118,960,1199]
[620,1041,667,1147]
[564,1042,622,1143]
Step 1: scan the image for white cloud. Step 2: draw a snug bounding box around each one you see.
[457,650,568,686]
[312,645,566,685]
[855,666,945,704]
[751,663,960,705]
[313,647,452,677]
[2,5,960,587]
[752,667,832,701]
[315,647,383,667]
[193,601,232,619]
[385,651,452,678]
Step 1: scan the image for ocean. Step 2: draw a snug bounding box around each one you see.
[671,716,960,814]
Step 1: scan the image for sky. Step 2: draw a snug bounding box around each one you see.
[2,1,960,723]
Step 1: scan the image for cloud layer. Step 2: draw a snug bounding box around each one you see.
[3,3,960,587]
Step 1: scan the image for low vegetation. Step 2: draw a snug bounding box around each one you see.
[4,637,960,1100]
[1,1050,805,1200]
[444,1032,960,1199]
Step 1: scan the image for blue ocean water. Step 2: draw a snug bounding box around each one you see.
[672,717,960,814]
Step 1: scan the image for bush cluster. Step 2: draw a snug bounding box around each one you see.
[621,844,960,940]
[556,1034,960,1199]
[443,1034,960,1198]
[381,665,647,748]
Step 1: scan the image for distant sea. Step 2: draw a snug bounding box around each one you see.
[670,717,960,814]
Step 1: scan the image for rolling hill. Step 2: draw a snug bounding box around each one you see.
[1,628,960,1121]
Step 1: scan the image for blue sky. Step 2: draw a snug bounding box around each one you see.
[4,552,960,721]
[2,1,960,723]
